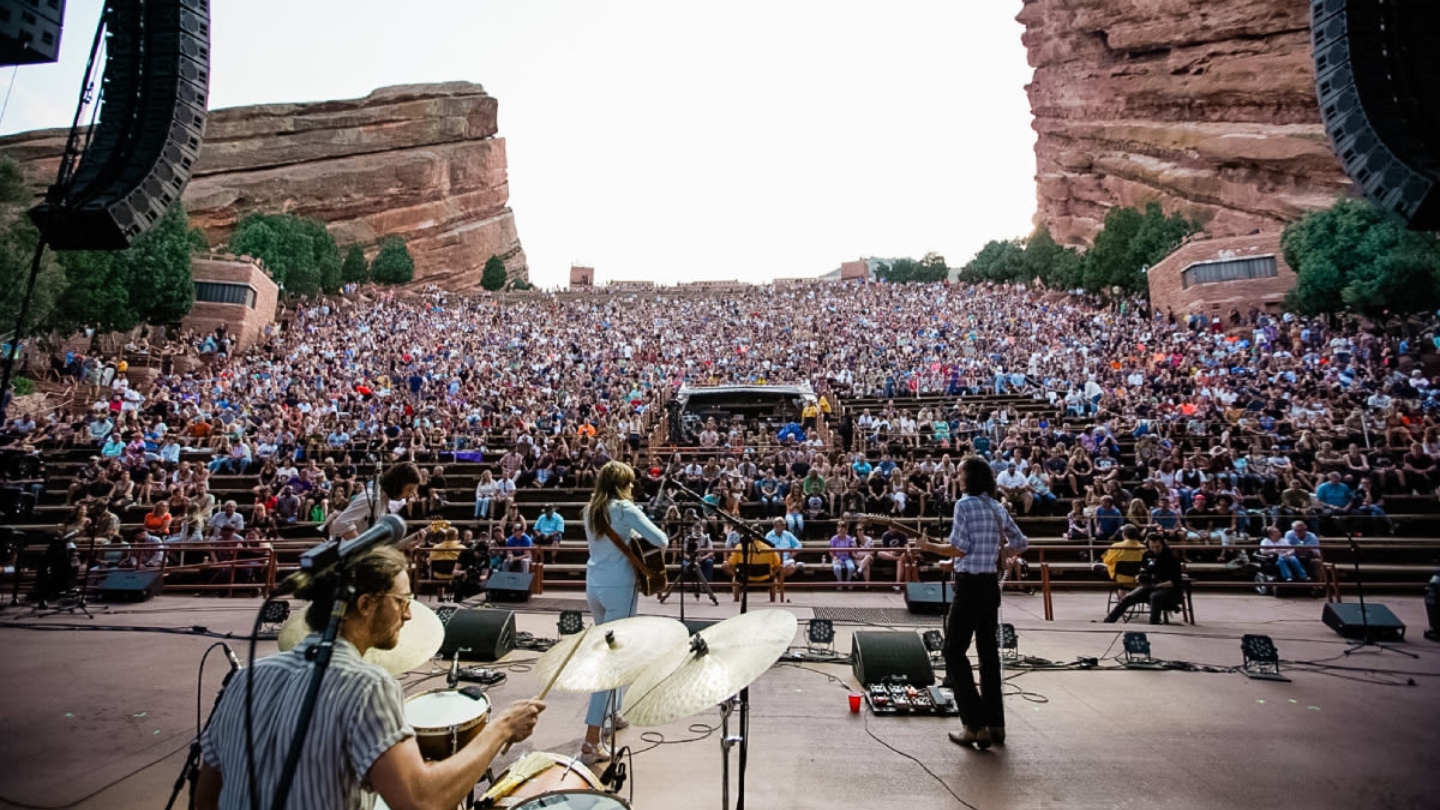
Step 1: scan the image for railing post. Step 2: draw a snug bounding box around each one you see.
[1040,559,1053,621]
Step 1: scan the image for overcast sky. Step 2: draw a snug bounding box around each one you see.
[1,1,1037,288]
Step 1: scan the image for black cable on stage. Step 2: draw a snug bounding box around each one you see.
[629,722,721,756]
[245,601,270,810]
[861,710,981,810]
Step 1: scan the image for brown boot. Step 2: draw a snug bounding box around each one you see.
[948,726,991,750]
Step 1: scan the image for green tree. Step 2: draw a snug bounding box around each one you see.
[1022,226,1084,288]
[915,251,949,282]
[114,203,196,327]
[481,254,508,291]
[0,157,66,338]
[1081,202,1198,295]
[341,245,369,285]
[877,257,919,283]
[959,239,1027,283]
[1282,197,1440,319]
[228,213,341,295]
[370,236,415,285]
[46,203,197,334]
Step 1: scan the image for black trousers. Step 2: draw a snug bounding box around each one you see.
[942,573,1003,731]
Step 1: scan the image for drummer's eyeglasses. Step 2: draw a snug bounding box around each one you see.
[380,591,414,609]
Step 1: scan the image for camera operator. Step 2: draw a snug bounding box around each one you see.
[1103,532,1183,624]
[682,520,715,582]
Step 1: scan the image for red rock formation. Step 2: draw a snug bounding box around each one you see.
[0,82,526,288]
[1018,0,1354,246]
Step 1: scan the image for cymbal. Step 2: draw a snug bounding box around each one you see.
[532,615,690,693]
[276,598,445,676]
[622,609,797,727]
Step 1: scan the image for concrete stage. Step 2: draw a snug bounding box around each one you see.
[1,587,1437,810]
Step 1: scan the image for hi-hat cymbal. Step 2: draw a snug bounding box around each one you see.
[276,599,445,676]
[532,615,690,693]
[622,610,797,727]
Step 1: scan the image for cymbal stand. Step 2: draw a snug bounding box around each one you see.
[669,480,766,810]
[718,696,741,810]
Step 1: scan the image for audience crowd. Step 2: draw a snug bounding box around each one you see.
[6,279,1440,591]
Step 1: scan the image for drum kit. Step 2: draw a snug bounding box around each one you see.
[277,607,797,810]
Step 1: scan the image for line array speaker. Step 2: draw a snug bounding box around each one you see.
[1311,0,1440,229]
[0,0,66,65]
[30,0,210,250]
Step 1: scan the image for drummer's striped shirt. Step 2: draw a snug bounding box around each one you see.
[201,636,413,810]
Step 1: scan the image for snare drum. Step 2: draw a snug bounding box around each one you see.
[486,752,617,809]
[404,687,491,761]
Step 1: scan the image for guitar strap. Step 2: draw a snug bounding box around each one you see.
[604,525,649,583]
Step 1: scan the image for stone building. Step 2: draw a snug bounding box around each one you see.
[1146,233,1297,320]
[569,265,594,287]
[179,255,279,348]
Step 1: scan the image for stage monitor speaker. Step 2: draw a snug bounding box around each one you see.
[1322,602,1407,641]
[97,569,162,602]
[1311,0,1440,230]
[29,0,209,249]
[851,631,935,686]
[438,607,516,661]
[904,582,953,615]
[0,0,66,66]
[485,571,532,603]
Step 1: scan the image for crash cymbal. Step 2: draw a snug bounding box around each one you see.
[532,615,690,693]
[622,609,797,727]
[276,598,445,677]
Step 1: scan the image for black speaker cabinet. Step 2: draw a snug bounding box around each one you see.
[438,607,516,661]
[851,631,935,686]
[486,570,532,603]
[1322,602,1406,641]
[97,569,163,602]
[904,581,954,615]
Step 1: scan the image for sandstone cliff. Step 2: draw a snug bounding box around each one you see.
[1018,0,1353,246]
[0,82,526,288]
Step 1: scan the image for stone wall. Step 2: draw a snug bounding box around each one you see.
[1018,0,1354,246]
[0,82,527,289]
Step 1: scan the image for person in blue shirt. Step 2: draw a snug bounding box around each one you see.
[764,517,804,577]
[1093,495,1124,541]
[1314,472,1352,520]
[503,523,533,573]
[533,505,566,563]
[581,461,669,765]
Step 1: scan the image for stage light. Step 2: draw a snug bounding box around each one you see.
[1121,631,1164,669]
[1000,623,1018,661]
[558,610,585,636]
[922,629,945,653]
[807,618,834,646]
[1240,634,1288,681]
[259,599,290,635]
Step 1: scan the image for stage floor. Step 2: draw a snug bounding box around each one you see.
[1,587,1437,810]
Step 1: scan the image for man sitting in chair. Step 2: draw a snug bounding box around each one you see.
[1104,532,1183,624]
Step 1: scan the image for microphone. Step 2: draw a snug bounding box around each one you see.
[273,515,408,596]
[223,642,241,673]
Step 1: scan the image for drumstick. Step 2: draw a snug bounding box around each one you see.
[498,626,590,756]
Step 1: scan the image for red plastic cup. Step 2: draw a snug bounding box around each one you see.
[848,693,862,713]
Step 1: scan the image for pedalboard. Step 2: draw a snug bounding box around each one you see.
[865,682,958,716]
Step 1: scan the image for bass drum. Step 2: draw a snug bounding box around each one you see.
[487,752,617,808]
[404,687,491,761]
[512,791,631,810]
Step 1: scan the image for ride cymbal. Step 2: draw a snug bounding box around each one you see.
[622,609,797,727]
[532,615,690,693]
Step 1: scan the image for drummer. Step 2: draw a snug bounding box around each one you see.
[197,546,545,810]
[581,461,670,765]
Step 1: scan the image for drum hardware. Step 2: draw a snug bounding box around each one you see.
[531,616,689,694]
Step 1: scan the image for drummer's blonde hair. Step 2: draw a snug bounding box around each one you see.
[586,461,636,539]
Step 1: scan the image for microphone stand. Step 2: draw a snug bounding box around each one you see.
[270,577,355,810]
[669,479,770,810]
[166,652,241,810]
[1342,534,1416,658]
